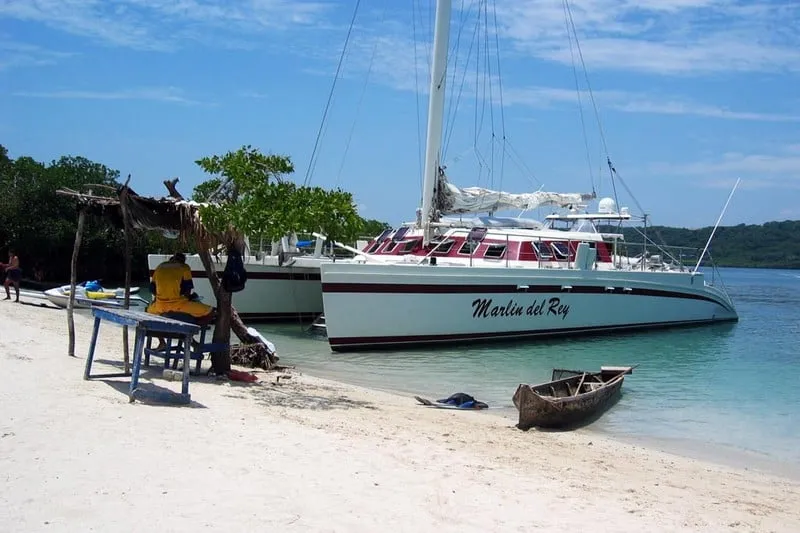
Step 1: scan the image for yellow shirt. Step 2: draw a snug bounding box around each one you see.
[151,261,192,303]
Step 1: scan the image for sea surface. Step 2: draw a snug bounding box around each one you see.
[251,267,800,474]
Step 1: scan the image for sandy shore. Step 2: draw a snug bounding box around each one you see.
[1,298,798,532]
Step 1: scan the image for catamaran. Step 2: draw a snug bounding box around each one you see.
[147,235,329,321]
[318,0,739,351]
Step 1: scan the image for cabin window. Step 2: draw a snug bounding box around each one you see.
[397,239,419,254]
[484,244,507,259]
[383,241,398,253]
[467,227,488,242]
[458,241,479,255]
[551,242,570,259]
[375,228,393,242]
[532,241,553,260]
[365,241,382,254]
[430,239,455,255]
[392,226,410,241]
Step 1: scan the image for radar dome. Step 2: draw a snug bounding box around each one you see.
[598,197,617,214]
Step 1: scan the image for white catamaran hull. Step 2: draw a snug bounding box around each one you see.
[320,263,738,351]
[147,254,325,321]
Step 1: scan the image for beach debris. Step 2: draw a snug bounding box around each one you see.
[228,369,258,383]
[230,343,275,370]
[414,393,489,410]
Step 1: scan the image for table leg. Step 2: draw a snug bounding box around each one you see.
[129,327,146,402]
[181,332,192,396]
[83,316,102,380]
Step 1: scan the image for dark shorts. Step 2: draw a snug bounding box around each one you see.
[6,269,21,282]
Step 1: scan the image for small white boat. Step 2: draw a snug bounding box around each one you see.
[44,284,146,309]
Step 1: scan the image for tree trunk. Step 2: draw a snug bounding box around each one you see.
[67,208,86,357]
[196,242,277,372]
[163,178,277,372]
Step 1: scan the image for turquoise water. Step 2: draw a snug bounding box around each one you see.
[253,267,800,470]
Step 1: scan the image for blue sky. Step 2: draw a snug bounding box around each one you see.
[2,0,799,228]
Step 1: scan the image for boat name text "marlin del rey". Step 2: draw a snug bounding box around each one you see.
[471,298,570,320]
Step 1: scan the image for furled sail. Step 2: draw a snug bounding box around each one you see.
[435,175,595,216]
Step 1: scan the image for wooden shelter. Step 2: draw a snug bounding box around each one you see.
[55,180,273,374]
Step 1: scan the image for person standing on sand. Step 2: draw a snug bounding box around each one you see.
[2,250,21,302]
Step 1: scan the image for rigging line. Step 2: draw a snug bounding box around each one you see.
[443,0,481,159]
[335,7,386,188]
[302,0,363,187]
[472,1,490,188]
[564,0,609,161]
[442,0,474,159]
[504,139,542,187]
[483,0,496,191]
[472,0,481,164]
[413,0,424,198]
[490,0,507,192]
[562,0,595,195]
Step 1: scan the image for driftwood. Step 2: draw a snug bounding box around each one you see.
[231,343,280,370]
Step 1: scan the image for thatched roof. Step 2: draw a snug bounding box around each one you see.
[56,185,229,247]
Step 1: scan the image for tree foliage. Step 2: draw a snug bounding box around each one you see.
[0,145,191,284]
[193,145,363,245]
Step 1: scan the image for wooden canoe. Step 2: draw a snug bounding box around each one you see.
[512,366,635,430]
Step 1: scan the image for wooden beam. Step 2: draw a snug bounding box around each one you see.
[119,176,133,374]
[67,208,87,357]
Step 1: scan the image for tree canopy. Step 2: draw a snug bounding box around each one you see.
[192,145,363,246]
[0,145,181,283]
[0,144,388,285]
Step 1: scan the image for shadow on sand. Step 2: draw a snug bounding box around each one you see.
[237,374,377,411]
[91,358,207,408]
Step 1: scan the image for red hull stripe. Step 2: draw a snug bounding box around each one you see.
[321,282,732,310]
[148,270,321,281]
[328,318,735,350]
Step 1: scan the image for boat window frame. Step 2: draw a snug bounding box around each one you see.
[430,239,456,255]
[457,240,479,256]
[531,241,553,260]
[396,239,420,254]
[484,243,507,259]
[551,241,570,260]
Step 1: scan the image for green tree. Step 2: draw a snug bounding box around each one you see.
[360,218,391,238]
[192,145,363,374]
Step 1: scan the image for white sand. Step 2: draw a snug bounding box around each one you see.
[1,298,798,533]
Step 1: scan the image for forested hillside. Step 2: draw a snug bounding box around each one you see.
[613,221,800,269]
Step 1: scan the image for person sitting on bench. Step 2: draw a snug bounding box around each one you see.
[147,253,215,349]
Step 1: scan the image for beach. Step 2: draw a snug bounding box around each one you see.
[1,300,798,533]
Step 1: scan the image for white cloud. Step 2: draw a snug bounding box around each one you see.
[0,0,332,51]
[0,39,76,70]
[503,86,800,122]
[650,146,800,189]
[13,86,202,105]
[494,0,800,75]
[238,90,270,99]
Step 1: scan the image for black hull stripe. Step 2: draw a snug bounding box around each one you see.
[322,282,734,312]
[237,312,321,322]
[328,318,738,351]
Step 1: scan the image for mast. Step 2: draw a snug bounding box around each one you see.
[420,0,452,245]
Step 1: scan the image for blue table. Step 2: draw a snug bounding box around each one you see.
[83,307,202,405]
